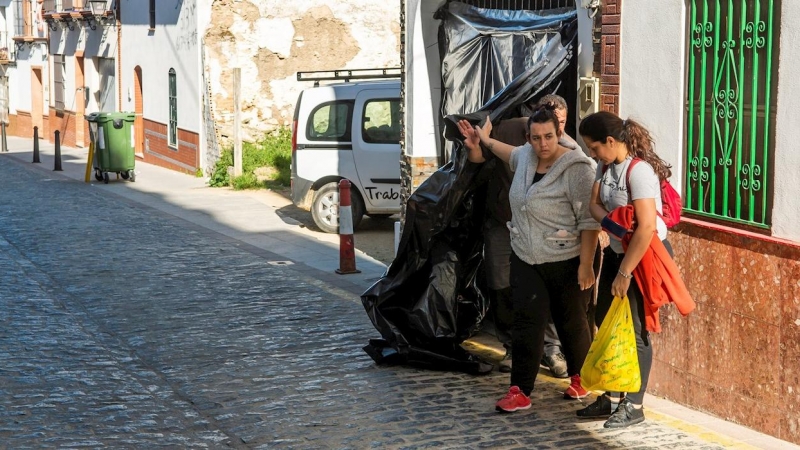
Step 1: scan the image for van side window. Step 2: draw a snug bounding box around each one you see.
[362,99,401,144]
[307,101,353,141]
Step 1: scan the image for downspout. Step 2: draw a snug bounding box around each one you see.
[117,0,122,111]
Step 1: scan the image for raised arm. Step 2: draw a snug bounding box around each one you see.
[457,119,485,163]
[457,117,516,164]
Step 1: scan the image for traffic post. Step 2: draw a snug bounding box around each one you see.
[33,126,41,163]
[1,121,8,152]
[335,179,361,275]
[53,130,63,171]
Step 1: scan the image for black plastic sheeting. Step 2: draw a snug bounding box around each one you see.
[361,2,578,374]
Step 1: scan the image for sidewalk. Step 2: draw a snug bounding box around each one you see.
[2,136,798,450]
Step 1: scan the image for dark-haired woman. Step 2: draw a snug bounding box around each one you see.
[457,106,600,413]
[577,111,673,428]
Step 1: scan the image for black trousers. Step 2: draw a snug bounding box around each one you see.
[595,241,673,404]
[509,252,592,395]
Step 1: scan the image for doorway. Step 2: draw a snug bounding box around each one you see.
[134,66,143,156]
[31,67,43,135]
[75,56,85,147]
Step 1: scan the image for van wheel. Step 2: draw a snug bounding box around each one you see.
[311,182,364,234]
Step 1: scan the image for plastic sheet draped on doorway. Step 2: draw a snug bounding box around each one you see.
[361,2,578,374]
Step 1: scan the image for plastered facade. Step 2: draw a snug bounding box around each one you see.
[204,0,401,143]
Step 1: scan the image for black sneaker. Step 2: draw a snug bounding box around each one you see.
[576,394,613,418]
[603,398,645,428]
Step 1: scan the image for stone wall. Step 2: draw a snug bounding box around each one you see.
[204,0,401,144]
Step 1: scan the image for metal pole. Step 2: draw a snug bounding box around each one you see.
[54,130,63,171]
[33,126,41,163]
[1,122,7,152]
[232,67,242,178]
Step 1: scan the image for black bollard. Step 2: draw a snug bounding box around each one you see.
[1,122,7,152]
[53,130,63,171]
[33,126,41,163]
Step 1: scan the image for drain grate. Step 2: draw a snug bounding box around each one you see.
[267,260,294,266]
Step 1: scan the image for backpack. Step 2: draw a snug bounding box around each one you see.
[603,158,682,228]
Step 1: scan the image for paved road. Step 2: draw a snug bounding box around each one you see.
[0,155,733,449]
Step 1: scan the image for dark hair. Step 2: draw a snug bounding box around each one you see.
[578,111,672,181]
[535,94,568,113]
[527,104,561,136]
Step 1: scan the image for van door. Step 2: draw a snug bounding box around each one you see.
[352,89,402,211]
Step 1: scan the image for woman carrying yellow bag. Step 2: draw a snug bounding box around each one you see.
[580,295,640,394]
[577,112,675,429]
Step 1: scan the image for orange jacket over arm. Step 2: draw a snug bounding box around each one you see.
[602,205,695,332]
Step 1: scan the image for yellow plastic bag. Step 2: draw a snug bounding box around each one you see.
[580,296,641,392]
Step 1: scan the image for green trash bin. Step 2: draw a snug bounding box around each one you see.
[86,112,136,184]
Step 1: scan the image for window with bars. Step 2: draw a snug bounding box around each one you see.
[684,0,780,229]
[168,68,177,147]
[53,54,65,112]
[13,0,30,37]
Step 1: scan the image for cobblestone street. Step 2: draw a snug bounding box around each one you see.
[0,155,761,449]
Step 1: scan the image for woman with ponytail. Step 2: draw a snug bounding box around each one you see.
[577,111,674,428]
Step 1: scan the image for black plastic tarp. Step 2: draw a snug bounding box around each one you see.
[361,2,578,374]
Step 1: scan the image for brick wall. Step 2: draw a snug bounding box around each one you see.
[46,109,89,148]
[9,112,33,138]
[600,0,621,113]
[12,112,51,140]
[142,118,198,174]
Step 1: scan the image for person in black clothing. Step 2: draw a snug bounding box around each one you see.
[482,117,526,373]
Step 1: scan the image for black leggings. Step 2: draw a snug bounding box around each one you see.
[509,253,592,395]
[595,241,673,404]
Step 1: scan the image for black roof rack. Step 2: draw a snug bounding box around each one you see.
[296,68,401,87]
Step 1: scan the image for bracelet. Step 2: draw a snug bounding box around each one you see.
[618,270,633,279]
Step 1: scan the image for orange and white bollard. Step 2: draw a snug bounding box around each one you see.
[336,179,361,275]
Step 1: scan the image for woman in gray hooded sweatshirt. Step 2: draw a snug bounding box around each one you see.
[457,106,600,413]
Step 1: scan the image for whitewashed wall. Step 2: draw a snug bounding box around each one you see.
[618,1,685,184]
[770,1,800,241]
[119,0,202,134]
[8,44,48,116]
[7,0,49,117]
[404,0,444,158]
[49,24,118,114]
[619,2,800,242]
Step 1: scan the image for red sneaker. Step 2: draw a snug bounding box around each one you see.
[495,386,531,413]
[564,374,589,399]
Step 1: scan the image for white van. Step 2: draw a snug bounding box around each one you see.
[291,69,402,233]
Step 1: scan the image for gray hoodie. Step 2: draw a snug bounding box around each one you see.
[507,142,599,265]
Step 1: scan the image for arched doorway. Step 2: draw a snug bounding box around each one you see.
[134,66,144,156]
[75,56,85,147]
[31,67,44,134]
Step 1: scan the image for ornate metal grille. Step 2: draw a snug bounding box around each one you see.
[685,0,779,228]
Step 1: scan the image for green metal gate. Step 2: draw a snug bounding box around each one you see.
[685,0,780,228]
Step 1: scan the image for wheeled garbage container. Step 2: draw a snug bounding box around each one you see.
[86,112,136,184]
